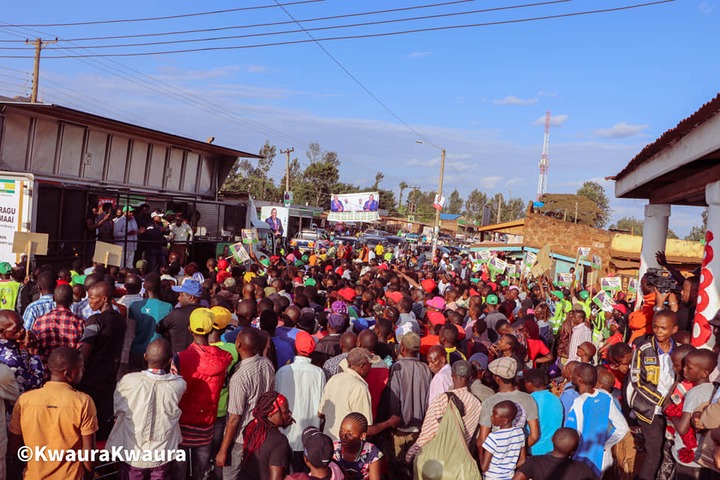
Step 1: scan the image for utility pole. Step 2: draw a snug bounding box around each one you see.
[280,148,294,193]
[574,202,578,223]
[25,38,57,103]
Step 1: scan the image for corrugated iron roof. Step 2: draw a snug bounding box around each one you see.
[616,93,720,180]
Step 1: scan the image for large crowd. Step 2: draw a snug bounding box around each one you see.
[0,215,718,480]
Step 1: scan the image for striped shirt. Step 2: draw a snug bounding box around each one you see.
[482,426,525,479]
[567,323,593,362]
[406,387,481,462]
[227,354,276,444]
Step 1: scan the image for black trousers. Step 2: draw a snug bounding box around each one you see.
[637,415,666,480]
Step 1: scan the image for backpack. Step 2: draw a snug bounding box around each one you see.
[414,394,482,480]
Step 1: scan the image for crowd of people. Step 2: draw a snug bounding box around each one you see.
[0,230,718,480]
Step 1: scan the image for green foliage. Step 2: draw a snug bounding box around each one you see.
[464,189,489,223]
[576,181,611,228]
[448,189,464,214]
[685,208,708,242]
[538,193,603,227]
[609,216,643,235]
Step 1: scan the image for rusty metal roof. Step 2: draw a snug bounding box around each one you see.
[616,93,720,180]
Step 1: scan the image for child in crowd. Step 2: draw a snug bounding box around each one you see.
[481,400,526,479]
[598,317,625,360]
[658,344,696,480]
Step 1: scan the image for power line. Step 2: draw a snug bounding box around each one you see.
[0,0,325,28]
[0,0,475,43]
[0,1,674,59]
[0,0,570,51]
[273,0,427,141]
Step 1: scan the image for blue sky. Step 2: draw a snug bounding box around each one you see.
[1,0,717,235]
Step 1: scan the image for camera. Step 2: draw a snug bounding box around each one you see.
[644,267,679,294]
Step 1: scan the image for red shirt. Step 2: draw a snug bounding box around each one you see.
[527,338,550,366]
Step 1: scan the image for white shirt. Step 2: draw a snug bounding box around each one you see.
[276,356,326,451]
[656,349,675,414]
[427,363,453,405]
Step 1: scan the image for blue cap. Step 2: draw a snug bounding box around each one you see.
[172,279,202,297]
[352,317,376,332]
[468,352,489,371]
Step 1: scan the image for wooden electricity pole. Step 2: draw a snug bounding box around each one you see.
[26,37,57,103]
[280,147,294,193]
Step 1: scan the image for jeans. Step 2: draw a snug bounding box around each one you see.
[119,462,172,480]
[211,416,227,479]
[174,443,212,480]
[637,416,666,480]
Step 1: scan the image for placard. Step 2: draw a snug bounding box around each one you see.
[523,251,537,270]
[229,242,251,263]
[488,257,507,276]
[628,278,638,294]
[92,241,123,267]
[591,254,602,270]
[577,247,591,261]
[601,276,622,292]
[531,245,552,277]
[260,206,289,238]
[12,232,48,256]
[557,272,574,287]
[241,229,258,245]
[475,250,491,264]
[592,290,615,312]
[506,264,517,278]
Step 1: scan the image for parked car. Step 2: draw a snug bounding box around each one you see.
[363,228,390,237]
[289,228,331,252]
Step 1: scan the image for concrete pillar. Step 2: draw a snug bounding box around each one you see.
[638,204,671,282]
[692,181,720,349]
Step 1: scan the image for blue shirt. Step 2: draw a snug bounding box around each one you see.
[22,294,55,330]
[129,298,173,356]
[530,390,564,455]
[560,383,580,420]
[273,336,295,368]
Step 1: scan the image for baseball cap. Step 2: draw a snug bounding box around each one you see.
[297,308,317,333]
[550,290,564,299]
[500,280,509,287]
[579,290,590,300]
[210,306,232,330]
[426,296,446,311]
[452,360,473,378]
[327,313,348,331]
[468,352,489,371]
[488,357,517,379]
[613,303,628,315]
[331,301,348,315]
[295,330,316,357]
[399,332,421,351]
[189,308,214,335]
[486,294,499,305]
[427,310,446,326]
[337,287,356,302]
[304,278,317,287]
[217,259,229,270]
[172,279,202,297]
[301,427,334,468]
[386,291,403,304]
[150,211,164,219]
[0,262,12,275]
[421,278,437,293]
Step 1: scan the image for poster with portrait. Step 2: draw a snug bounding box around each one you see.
[260,206,289,238]
[601,276,622,292]
[328,191,380,222]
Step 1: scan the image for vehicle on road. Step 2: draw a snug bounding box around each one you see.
[289,228,331,253]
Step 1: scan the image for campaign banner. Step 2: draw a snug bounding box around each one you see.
[577,247,591,261]
[601,276,622,292]
[475,250,492,264]
[591,254,602,270]
[433,194,446,211]
[229,242,251,263]
[328,191,379,222]
[593,290,615,312]
[241,229,258,245]
[488,257,507,277]
[557,272,574,287]
[506,263,519,278]
[260,206,289,238]
[628,278,638,294]
[523,251,537,270]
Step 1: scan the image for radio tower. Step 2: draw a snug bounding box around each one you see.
[536,111,551,200]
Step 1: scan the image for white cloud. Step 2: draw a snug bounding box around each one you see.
[593,122,649,139]
[408,51,432,58]
[699,1,717,14]
[494,95,538,106]
[534,114,569,127]
[478,176,503,189]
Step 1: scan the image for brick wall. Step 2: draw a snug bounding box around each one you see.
[523,213,614,275]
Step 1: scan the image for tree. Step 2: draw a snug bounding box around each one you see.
[464,189,489,223]
[377,188,397,213]
[488,193,526,223]
[222,140,279,200]
[577,181,611,228]
[609,216,644,235]
[372,172,384,190]
[448,189,463,214]
[398,181,408,210]
[538,193,603,227]
[685,207,708,241]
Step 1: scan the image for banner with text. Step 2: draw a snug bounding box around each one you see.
[328,191,380,222]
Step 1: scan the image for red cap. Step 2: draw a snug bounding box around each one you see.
[338,287,356,302]
[386,291,403,304]
[427,310,446,326]
[216,270,231,284]
[613,303,628,315]
[421,278,437,293]
[377,263,388,270]
[217,259,229,270]
[324,265,334,272]
[295,330,316,357]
